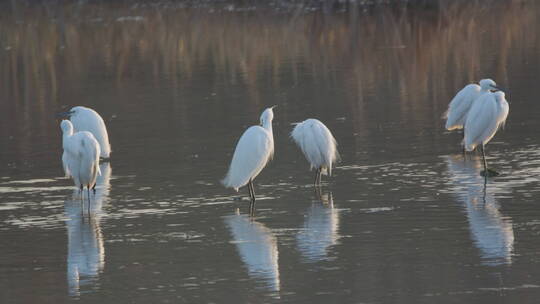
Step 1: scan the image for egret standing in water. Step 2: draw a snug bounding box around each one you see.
[464,91,509,176]
[61,120,101,210]
[222,106,276,203]
[444,79,500,131]
[58,106,111,159]
[291,119,339,186]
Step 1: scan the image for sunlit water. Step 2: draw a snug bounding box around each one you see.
[2,1,540,303]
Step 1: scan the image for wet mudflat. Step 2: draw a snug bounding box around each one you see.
[2,1,540,303]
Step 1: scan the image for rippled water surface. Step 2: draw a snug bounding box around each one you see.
[2,1,540,303]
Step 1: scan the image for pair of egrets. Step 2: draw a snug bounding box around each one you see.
[222,106,339,202]
[58,107,112,206]
[444,78,509,176]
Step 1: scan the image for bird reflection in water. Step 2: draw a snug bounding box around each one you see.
[446,155,514,266]
[66,162,111,296]
[296,190,340,263]
[224,210,280,295]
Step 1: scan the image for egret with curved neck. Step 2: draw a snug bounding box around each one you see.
[61,120,101,213]
[223,106,276,205]
[58,106,111,159]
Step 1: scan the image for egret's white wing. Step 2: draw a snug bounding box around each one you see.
[445,84,481,130]
[464,93,499,151]
[312,121,339,175]
[62,152,72,178]
[62,138,83,186]
[291,119,338,175]
[292,121,322,169]
[71,107,111,158]
[68,132,101,187]
[223,126,273,191]
[496,94,510,129]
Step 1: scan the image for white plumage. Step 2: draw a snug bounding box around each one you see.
[445,79,498,130]
[61,120,101,191]
[60,106,111,158]
[463,91,509,174]
[291,119,339,185]
[464,91,509,151]
[223,107,275,201]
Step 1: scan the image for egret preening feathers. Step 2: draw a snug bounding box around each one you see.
[291,119,339,186]
[463,91,509,176]
[445,79,499,131]
[58,106,111,159]
[222,106,276,203]
[61,120,101,208]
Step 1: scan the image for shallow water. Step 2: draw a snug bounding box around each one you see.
[2,1,540,303]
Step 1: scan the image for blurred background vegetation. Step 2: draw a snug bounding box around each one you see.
[0,0,537,170]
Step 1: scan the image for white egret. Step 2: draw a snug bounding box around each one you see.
[61,120,101,207]
[464,91,509,176]
[444,79,500,131]
[222,106,276,203]
[58,106,111,159]
[291,119,339,186]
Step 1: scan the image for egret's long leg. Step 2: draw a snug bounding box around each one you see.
[79,184,84,217]
[248,179,256,202]
[250,181,256,202]
[462,130,466,157]
[480,144,500,177]
[314,168,322,187]
[480,144,488,173]
[247,182,253,201]
[87,187,92,216]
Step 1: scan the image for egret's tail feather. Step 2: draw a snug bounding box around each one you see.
[335,149,341,163]
[221,175,240,192]
[464,141,476,152]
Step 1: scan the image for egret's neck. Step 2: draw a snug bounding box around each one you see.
[62,130,73,147]
[262,120,273,134]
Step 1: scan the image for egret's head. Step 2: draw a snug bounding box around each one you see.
[60,119,74,135]
[479,79,500,92]
[56,107,76,119]
[260,105,276,126]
